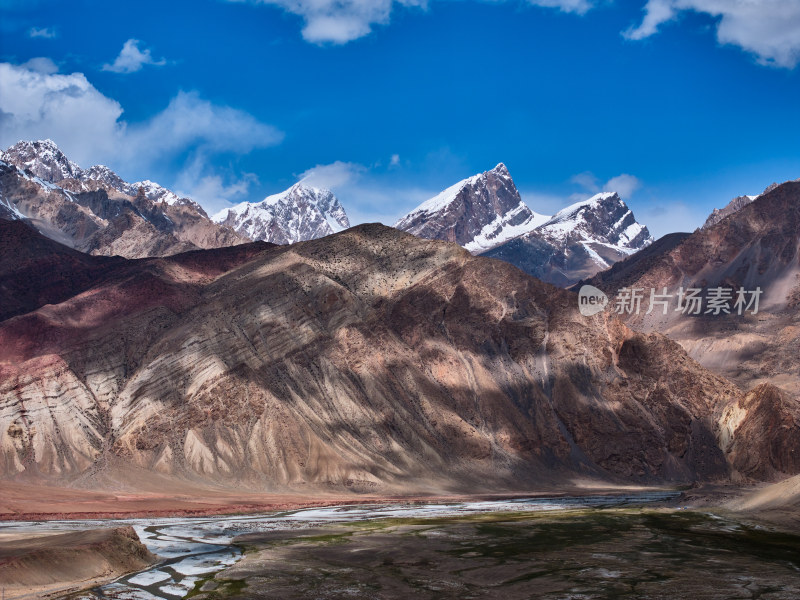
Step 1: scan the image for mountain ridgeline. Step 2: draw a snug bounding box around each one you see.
[1,141,654,284]
[0,140,354,258]
[394,164,653,286]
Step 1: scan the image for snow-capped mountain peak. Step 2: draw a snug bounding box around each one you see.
[537,191,652,255]
[394,163,547,253]
[1,141,246,258]
[479,190,653,286]
[409,163,509,216]
[213,182,351,245]
[3,139,83,183]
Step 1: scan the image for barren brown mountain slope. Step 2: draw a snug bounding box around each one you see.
[584,180,800,397]
[0,222,777,495]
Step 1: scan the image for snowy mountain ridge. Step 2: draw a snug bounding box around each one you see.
[2,139,189,209]
[537,191,651,260]
[394,164,653,286]
[213,182,351,245]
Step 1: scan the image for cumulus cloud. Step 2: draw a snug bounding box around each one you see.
[0,62,124,163]
[102,39,167,73]
[240,0,422,44]
[234,0,596,44]
[28,26,56,39]
[125,91,283,159]
[0,61,283,171]
[624,0,800,68]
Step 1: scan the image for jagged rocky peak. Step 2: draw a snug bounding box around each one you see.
[537,191,653,252]
[479,191,653,287]
[394,163,548,253]
[83,164,130,191]
[213,181,351,245]
[702,181,784,229]
[4,139,197,210]
[0,140,246,258]
[3,139,83,182]
[133,180,182,205]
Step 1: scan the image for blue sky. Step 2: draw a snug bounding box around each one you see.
[1,0,799,237]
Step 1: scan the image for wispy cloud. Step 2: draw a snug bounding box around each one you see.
[28,26,56,39]
[624,0,800,68]
[19,57,58,74]
[571,171,642,200]
[124,91,283,158]
[603,174,642,199]
[299,161,367,188]
[102,39,167,73]
[175,155,258,214]
[528,0,595,16]
[526,175,697,239]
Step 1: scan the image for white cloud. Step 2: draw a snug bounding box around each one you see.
[124,91,283,160]
[570,171,599,191]
[0,62,124,163]
[19,57,58,74]
[234,0,596,44]
[28,26,56,39]
[0,61,282,173]
[299,160,367,188]
[571,171,641,200]
[624,0,800,68]
[603,174,641,199]
[102,39,167,74]
[175,155,258,214]
[269,158,434,225]
[390,153,400,166]
[528,0,595,16]
[240,0,422,44]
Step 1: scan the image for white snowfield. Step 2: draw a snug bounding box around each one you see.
[464,202,549,253]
